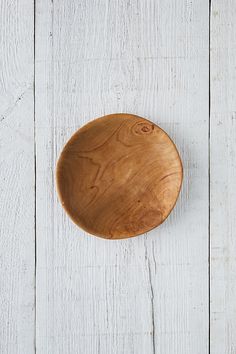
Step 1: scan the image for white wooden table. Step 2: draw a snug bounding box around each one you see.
[0,1,235,353]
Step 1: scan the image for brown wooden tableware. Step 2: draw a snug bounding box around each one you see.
[56,113,183,239]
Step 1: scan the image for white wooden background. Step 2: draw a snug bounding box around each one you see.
[0,0,235,353]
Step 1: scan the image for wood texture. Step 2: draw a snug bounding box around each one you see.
[0,0,35,353]
[210,1,236,353]
[2,0,236,352]
[35,0,209,353]
[56,114,182,239]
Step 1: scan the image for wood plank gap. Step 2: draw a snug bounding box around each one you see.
[34,0,36,352]
[208,1,211,353]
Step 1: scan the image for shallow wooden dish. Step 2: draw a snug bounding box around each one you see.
[56,113,183,239]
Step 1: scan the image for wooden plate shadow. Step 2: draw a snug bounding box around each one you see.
[56,113,183,239]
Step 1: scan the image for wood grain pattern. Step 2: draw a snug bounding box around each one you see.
[0,0,35,353]
[6,0,236,352]
[210,1,236,353]
[3,0,236,352]
[56,114,182,239]
[35,0,209,353]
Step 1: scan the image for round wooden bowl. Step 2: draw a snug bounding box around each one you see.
[56,113,183,239]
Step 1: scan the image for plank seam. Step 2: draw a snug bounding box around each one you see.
[145,237,156,354]
[208,0,212,353]
[34,0,36,352]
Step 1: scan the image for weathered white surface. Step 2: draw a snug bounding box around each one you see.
[210,1,236,353]
[35,1,209,353]
[0,0,35,353]
[3,0,236,352]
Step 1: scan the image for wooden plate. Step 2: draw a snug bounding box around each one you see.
[56,113,183,239]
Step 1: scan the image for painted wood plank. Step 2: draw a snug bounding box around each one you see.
[210,1,236,353]
[35,0,209,353]
[0,0,35,353]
